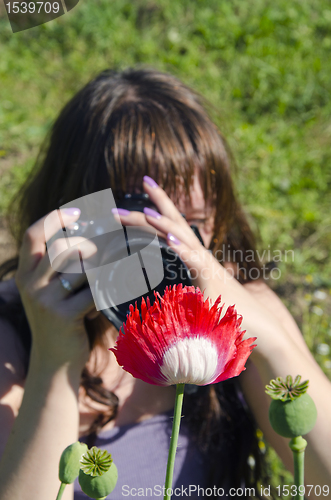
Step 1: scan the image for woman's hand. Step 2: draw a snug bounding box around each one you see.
[15,208,99,372]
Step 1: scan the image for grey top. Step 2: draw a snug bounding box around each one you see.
[74,410,219,499]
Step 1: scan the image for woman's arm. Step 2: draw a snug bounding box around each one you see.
[0,209,98,500]
[0,319,80,500]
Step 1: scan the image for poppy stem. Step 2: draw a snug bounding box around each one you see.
[163,383,185,500]
[55,482,66,500]
[289,436,307,500]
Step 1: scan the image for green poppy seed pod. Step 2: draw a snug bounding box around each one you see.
[269,393,317,438]
[59,441,88,484]
[78,463,118,499]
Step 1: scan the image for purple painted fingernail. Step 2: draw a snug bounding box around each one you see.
[62,207,81,216]
[143,175,159,188]
[143,207,161,219]
[111,208,130,216]
[167,232,181,245]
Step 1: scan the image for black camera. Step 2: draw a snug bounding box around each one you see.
[51,193,204,331]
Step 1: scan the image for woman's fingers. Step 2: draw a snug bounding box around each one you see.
[112,208,150,227]
[142,176,186,223]
[114,204,210,281]
[61,283,97,319]
[112,209,167,240]
[143,209,202,249]
[113,178,203,251]
[15,207,101,318]
[17,208,81,278]
[142,176,206,248]
[35,236,98,284]
[165,232,215,293]
[114,207,202,252]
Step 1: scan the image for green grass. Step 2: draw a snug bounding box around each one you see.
[1,0,330,278]
[1,0,331,493]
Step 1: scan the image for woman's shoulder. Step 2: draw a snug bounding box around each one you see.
[242,278,298,327]
[242,278,314,358]
[242,279,294,322]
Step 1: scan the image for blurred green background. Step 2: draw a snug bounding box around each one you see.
[0,0,330,494]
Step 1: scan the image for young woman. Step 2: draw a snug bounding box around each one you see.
[0,68,330,500]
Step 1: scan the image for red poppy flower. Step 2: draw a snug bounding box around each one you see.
[110,284,256,386]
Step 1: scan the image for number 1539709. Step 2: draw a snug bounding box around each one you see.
[276,485,329,497]
[5,2,61,14]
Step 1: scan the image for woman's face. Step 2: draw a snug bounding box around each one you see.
[174,174,215,249]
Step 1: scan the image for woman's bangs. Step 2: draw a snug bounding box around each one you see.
[106,99,222,208]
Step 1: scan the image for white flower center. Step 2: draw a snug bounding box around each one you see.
[160,337,219,385]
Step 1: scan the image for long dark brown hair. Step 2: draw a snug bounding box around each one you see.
[0,67,270,498]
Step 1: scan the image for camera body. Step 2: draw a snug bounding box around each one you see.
[51,193,204,330]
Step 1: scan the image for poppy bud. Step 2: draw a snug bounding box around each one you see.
[269,393,317,438]
[59,441,88,484]
[266,375,317,438]
[78,447,118,499]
